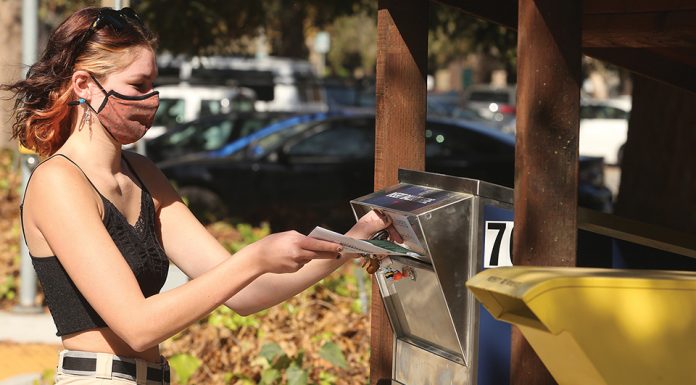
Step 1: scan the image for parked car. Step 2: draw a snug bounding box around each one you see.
[145,111,292,163]
[579,97,631,165]
[464,85,516,122]
[158,114,613,232]
[150,84,257,140]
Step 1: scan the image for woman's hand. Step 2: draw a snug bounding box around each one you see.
[346,209,403,244]
[246,231,343,274]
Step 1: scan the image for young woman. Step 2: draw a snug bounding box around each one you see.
[2,7,398,384]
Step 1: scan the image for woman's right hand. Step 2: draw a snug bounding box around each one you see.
[246,231,343,274]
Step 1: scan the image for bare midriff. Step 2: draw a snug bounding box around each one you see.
[62,328,161,363]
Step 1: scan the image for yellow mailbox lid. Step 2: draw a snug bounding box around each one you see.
[467,266,696,385]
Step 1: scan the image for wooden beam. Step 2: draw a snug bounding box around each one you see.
[583,0,696,14]
[513,0,581,383]
[585,48,696,94]
[436,0,696,49]
[577,208,696,259]
[582,10,696,48]
[372,0,428,384]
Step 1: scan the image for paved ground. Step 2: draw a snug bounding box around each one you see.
[0,309,60,384]
[0,343,60,383]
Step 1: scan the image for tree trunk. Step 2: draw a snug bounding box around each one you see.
[0,0,23,149]
[615,75,696,233]
[275,0,308,58]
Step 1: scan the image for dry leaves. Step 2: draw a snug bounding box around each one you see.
[161,264,371,384]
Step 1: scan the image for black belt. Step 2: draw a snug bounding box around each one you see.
[61,354,170,384]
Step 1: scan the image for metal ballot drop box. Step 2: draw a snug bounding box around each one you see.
[351,169,514,385]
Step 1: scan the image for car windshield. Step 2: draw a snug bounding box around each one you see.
[152,114,285,158]
[154,98,186,127]
[252,121,315,156]
[161,118,234,152]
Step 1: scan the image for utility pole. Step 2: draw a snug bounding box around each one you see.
[15,0,40,313]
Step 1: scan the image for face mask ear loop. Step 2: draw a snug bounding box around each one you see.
[89,73,109,95]
[89,73,110,113]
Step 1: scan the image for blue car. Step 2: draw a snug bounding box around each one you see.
[159,113,612,232]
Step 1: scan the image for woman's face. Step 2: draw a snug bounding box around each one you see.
[91,45,157,103]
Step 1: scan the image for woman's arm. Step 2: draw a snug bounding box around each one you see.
[27,157,340,352]
[221,210,398,315]
[127,154,397,315]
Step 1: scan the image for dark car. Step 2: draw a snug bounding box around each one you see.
[159,113,612,232]
[145,111,292,163]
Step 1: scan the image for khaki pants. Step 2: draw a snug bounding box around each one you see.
[55,350,169,385]
[55,372,138,385]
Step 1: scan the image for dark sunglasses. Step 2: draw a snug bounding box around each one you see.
[72,7,144,67]
[90,7,143,32]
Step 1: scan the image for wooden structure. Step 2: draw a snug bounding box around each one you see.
[372,1,696,384]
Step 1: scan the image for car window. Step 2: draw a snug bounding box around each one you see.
[287,119,374,158]
[237,117,275,138]
[253,122,315,156]
[163,119,233,151]
[580,105,629,120]
[425,122,510,158]
[200,97,256,118]
[154,98,186,126]
[200,120,234,150]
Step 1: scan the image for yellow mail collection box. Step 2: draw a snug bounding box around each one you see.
[467,266,696,385]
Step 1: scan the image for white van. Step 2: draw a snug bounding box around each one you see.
[158,55,328,114]
[148,83,256,140]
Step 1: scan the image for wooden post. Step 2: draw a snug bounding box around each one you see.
[513,0,581,384]
[372,0,428,383]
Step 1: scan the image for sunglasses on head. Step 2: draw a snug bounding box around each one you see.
[72,7,144,67]
[90,7,143,32]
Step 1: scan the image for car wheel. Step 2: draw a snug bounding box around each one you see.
[178,186,228,224]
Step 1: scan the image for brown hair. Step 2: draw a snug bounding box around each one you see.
[1,7,157,156]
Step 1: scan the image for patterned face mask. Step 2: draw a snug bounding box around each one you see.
[88,74,159,145]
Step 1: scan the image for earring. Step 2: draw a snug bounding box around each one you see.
[79,106,91,131]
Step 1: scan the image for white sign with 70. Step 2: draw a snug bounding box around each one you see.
[484,221,514,268]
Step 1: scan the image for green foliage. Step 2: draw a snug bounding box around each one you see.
[318,341,347,369]
[259,342,285,363]
[285,363,308,385]
[257,341,348,385]
[257,342,310,385]
[0,276,16,302]
[211,221,271,254]
[428,2,517,75]
[230,222,271,253]
[260,368,281,385]
[318,370,338,385]
[169,353,202,385]
[321,269,357,298]
[208,305,263,331]
[32,368,54,385]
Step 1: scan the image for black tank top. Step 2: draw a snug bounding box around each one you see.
[20,154,169,336]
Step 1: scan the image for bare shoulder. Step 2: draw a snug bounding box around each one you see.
[28,156,98,200]
[24,156,103,228]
